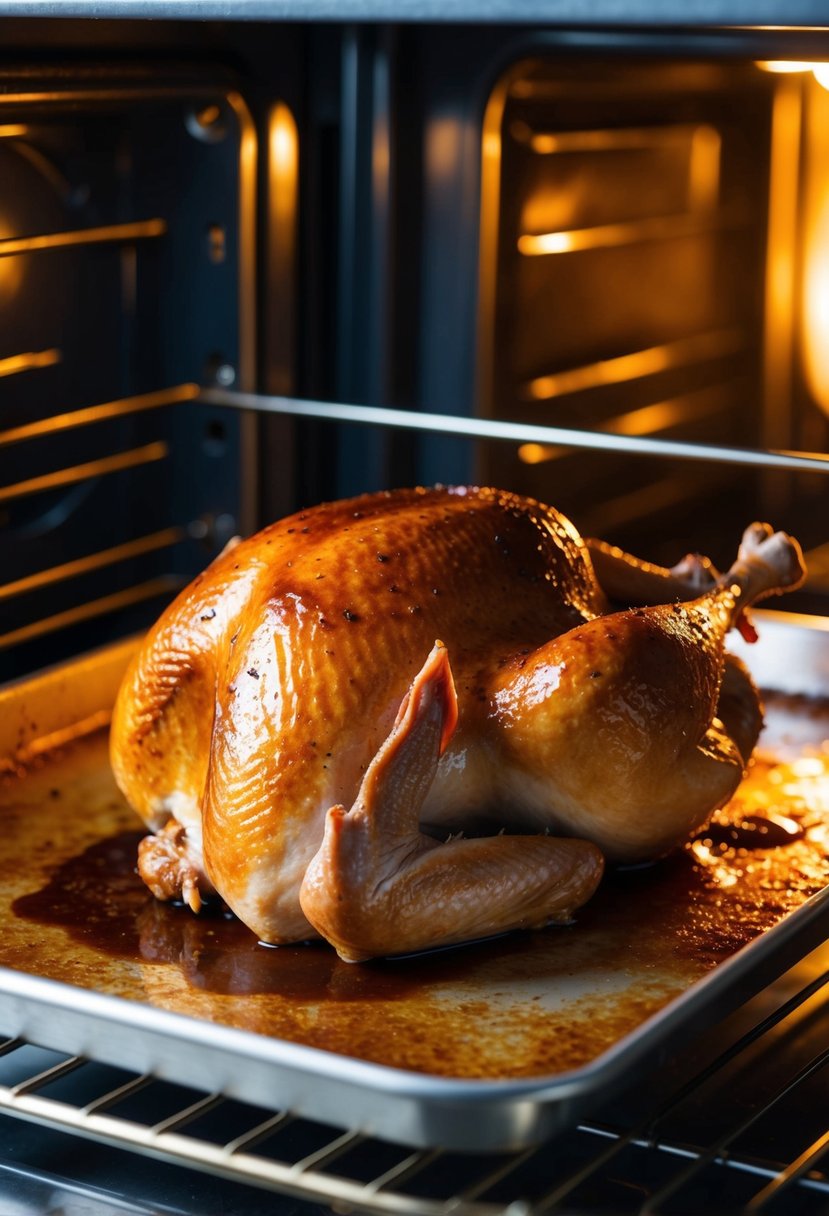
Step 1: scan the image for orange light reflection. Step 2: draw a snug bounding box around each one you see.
[0,216,23,303]
[525,329,742,401]
[802,77,829,414]
[0,348,60,378]
[756,61,820,73]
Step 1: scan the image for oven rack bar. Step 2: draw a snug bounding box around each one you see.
[0,348,61,379]
[0,527,185,602]
[0,384,199,448]
[516,208,737,257]
[0,218,166,259]
[521,329,744,402]
[0,957,824,1216]
[0,441,169,504]
[0,574,183,650]
[200,386,829,476]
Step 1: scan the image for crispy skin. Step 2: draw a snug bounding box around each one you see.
[110,487,804,958]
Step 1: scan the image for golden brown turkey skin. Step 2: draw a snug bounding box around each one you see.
[110,486,805,960]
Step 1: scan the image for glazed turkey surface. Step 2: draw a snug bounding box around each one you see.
[110,486,805,961]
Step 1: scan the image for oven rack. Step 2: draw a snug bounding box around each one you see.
[9,371,829,687]
[200,385,829,478]
[0,945,826,1216]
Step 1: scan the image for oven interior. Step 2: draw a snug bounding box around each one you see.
[0,16,828,1216]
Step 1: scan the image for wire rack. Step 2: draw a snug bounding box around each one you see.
[0,944,825,1216]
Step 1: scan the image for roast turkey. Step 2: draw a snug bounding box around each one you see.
[110,486,805,961]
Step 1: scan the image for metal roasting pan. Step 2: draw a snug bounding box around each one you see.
[0,611,827,1153]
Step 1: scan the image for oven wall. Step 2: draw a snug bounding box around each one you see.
[289,22,829,594]
[320,23,829,611]
[3,19,829,683]
[0,21,306,681]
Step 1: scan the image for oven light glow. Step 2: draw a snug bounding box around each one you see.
[519,443,559,464]
[756,61,820,73]
[517,211,714,257]
[266,102,298,396]
[802,75,829,415]
[803,215,829,410]
[0,219,23,304]
[763,74,801,467]
[689,125,722,214]
[756,60,829,90]
[269,102,297,179]
[518,229,580,255]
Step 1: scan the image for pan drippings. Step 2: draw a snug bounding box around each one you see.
[3,703,828,1080]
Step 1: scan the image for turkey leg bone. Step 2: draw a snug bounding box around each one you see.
[490,524,806,863]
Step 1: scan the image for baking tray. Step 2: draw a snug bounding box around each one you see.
[0,611,828,1153]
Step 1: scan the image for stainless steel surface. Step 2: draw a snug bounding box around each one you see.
[1,0,829,24]
[0,943,825,1214]
[729,609,829,696]
[201,386,829,476]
